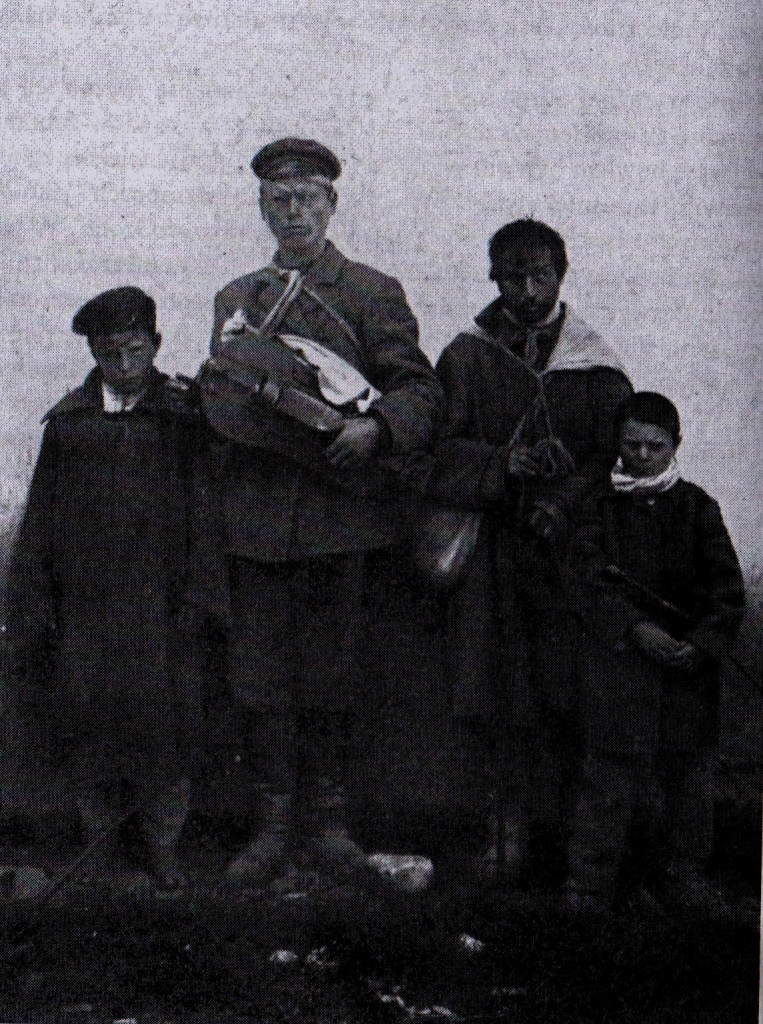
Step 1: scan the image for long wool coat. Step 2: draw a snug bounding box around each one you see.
[211,241,444,561]
[6,368,228,789]
[565,478,746,758]
[425,301,633,721]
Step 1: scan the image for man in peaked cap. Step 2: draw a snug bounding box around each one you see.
[7,286,228,894]
[209,138,443,885]
[247,138,344,281]
[250,136,343,184]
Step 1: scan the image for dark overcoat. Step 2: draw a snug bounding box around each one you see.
[423,301,633,721]
[6,368,228,789]
[211,241,444,561]
[565,479,746,757]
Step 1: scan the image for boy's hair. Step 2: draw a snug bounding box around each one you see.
[614,391,681,445]
[489,219,568,280]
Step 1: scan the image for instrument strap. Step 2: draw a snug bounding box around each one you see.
[264,266,366,364]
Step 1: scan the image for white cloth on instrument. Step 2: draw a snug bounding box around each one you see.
[276,334,380,412]
[221,310,381,412]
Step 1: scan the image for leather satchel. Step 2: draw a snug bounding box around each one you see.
[412,503,483,592]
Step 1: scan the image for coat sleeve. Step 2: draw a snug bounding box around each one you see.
[6,423,60,694]
[563,495,645,646]
[415,339,514,509]
[182,423,231,625]
[684,493,745,661]
[357,275,444,456]
[210,288,231,357]
[579,368,633,481]
[210,280,256,357]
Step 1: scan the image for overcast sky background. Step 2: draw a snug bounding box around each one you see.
[1,0,761,572]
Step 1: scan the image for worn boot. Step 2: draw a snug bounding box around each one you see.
[75,791,123,887]
[142,778,191,893]
[300,780,367,874]
[227,791,293,885]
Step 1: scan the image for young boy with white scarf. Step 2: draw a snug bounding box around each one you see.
[560,392,745,918]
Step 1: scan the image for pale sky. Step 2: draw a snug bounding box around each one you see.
[1,0,761,571]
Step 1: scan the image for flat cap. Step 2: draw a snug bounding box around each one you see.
[251,138,342,182]
[72,286,156,339]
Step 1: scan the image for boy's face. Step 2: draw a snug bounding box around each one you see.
[618,418,677,478]
[90,328,159,395]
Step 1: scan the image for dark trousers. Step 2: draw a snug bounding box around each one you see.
[76,779,191,853]
[488,612,584,860]
[225,554,370,799]
[567,746,715,899]
[567,641,717,899]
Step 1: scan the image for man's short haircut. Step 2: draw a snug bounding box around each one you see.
[489,219,568,280]
[614,391,682,445]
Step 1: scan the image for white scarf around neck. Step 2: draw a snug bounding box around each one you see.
[610,457,681,495]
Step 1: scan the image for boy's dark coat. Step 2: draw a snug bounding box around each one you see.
[6,367,228,785]
[566,478,746,755]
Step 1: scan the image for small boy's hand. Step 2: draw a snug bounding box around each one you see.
[661,641,704,674]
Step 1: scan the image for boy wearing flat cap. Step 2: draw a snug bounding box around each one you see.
[210,137,443,884]
[7,287,227,893]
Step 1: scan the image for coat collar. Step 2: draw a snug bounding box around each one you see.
[474,299,563,367]
[272,239,346,287]
[43,367,170,422]
[473,297,509,336]
[468,300,627,376]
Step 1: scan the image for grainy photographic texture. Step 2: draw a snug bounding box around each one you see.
[0,2,760,1022]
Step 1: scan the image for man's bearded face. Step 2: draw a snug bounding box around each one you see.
[260,179,336,254]
[492,241,562,327]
